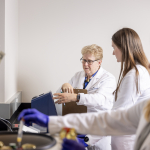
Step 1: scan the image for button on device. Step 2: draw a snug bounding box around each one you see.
[84,136,89,142]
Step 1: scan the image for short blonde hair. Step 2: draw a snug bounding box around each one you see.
[81,44,103,60]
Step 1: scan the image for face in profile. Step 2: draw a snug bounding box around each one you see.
[82,53,101,76]
[112,41,122,62]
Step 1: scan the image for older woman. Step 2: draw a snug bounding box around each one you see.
[53,44,116,150]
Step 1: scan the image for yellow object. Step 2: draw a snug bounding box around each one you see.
[17,137,22,143]
[60,130,67,139]
[1,146,12,150]
[0,141,4,148]
[59,128,77,140]
[22,143,36,149]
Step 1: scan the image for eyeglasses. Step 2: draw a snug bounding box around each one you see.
[80,58,99,65]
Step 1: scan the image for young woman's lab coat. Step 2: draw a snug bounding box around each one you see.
[57,67,116,150]
[49,99,150,150]
[111,64,150,150]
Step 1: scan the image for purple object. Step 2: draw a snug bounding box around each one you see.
[18,108,49,128]
[62,139,85,150]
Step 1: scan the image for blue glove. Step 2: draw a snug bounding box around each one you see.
[62,138,85,150]
[18,108,49,128]
[77,134,86,138]
[77,137,88,147]
[77,134,88,147]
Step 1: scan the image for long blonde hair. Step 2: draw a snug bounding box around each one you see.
[144,100,150,121]
[112,28,150,101]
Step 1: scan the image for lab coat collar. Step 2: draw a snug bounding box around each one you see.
[78,71,86,89]
[85,67,104,90]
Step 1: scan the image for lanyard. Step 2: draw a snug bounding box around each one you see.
[83,70,99,89]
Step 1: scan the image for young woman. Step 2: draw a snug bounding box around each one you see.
[111,28,150,150]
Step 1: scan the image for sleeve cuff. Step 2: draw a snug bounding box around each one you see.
[48,116,62,135]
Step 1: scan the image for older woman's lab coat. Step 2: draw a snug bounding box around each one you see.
[49,99,150,150]
[57,67,116,150]
[111,64,150,150]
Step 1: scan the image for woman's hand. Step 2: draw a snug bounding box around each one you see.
[53,93,77,104]
[18,108,49,127]
[62,139,85,150]
[61,83,74,93]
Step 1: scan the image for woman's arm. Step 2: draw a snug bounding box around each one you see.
[78,76,116,108]
[49,99,147,136]
[54,76,116,106]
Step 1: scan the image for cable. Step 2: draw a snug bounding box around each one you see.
[0,117,12,126]
[0,119,13,132]
[0,118,13,132]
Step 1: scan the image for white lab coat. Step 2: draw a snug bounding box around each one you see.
[57,67,116,150]
[111,64,150,150]
[48,99,150,150]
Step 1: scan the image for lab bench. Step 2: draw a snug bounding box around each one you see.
[0,103,31,132]
[0,103,62,150]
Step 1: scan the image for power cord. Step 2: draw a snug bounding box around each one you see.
[0,117,12,126]
[0,117,13,132]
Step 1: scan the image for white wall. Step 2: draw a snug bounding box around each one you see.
[5,0,19,102]
[0,0,19,103]
[0,0,5,102]
[18,0,150,114]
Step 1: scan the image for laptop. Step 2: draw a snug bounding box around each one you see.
[31,91,57,132]
[31,91,57,116]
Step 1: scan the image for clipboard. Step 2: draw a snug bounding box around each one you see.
[62,89,87,116]
[73,89,87,94]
